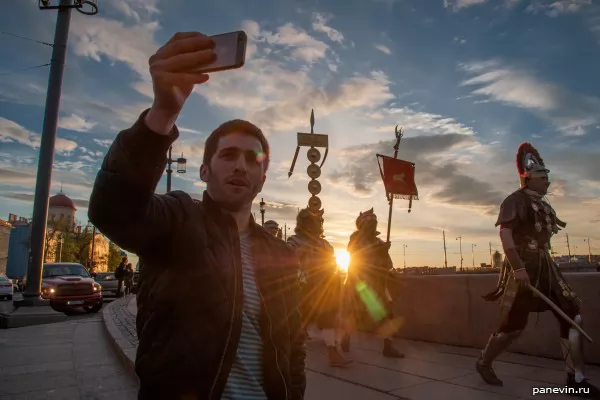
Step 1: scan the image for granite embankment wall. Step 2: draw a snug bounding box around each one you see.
[388,273,600,364]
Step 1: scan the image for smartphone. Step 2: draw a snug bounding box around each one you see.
[196,30,247,73]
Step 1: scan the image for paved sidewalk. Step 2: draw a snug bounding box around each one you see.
[105,297,600,400]
[0,307,137,399]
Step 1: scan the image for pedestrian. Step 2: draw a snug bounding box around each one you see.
[124,263,134,295]
[115,256,127,298]
[88,31,305,399]
[478,142,599,396]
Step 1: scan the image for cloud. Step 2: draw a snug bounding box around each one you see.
[59,113,97,132]
[525,0,592,17]
[367,106,478,137]
[197,20,395,133]
[375,44,392,54]
[107,0,160,22]
[69,15,159,99]
[0,192,90,209]
[0,166,93,193]
[0,117,78,153]
[444,0,488,11]
[244,20,330,63]
[459,60,600,135]
[93,139,113,148]
[312,13,344,44]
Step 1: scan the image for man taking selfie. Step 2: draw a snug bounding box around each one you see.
[88,31,306,400]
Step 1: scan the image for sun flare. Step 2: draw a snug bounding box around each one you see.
[334,249,351,272]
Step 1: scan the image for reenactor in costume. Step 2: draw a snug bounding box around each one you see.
[287,208,351,367]
[341,208,404,358]
[263,220,280,237]
[477,143,599,397]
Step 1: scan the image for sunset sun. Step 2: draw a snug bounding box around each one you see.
[335,249,351,272]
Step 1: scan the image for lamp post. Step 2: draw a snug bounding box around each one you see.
[284,223,291,241]
[584,238,592,263]
[403,244,408,269]
[471,243,476,269]
[166,146,187,192]
[259,198,266,226]
[20,0,99,306]
[456,236,463,272]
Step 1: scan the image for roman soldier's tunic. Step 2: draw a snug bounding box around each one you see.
[483,188,578,337]
[287,234,341,330]
[345,231,394,331]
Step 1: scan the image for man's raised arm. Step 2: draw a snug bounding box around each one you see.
[88,31,217,256]
[88,111,184,256]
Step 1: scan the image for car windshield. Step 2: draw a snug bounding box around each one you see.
[43,265,89,278]
[0,276,9,282]
[94,273,115,281]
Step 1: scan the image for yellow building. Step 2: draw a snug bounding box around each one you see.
[88,232,109,273]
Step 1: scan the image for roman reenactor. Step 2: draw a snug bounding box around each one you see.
[341,208,404,358]
[477,142,599,397]
[263,220,279,237]
[287,208,351,367]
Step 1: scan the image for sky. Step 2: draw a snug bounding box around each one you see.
[1,0,599,269]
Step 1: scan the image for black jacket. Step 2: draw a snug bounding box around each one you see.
[88,111,306,400]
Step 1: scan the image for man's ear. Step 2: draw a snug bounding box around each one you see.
[200,164,209,182]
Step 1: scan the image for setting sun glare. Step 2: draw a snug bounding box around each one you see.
[335,249,351,272]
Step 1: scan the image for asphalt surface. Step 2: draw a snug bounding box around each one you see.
[0,292,113,320]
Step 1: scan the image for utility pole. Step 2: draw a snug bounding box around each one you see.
[403,244,408,269]
[456,236,463,272]
[584,238,592,263]
[489,242,492,257]
[566,233,572,261]
[471,244,476,268]
[443,230,448,268]
[22,0,97,305]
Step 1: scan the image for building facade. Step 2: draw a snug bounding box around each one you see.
[6,215,31,279]
[0,219,11,276]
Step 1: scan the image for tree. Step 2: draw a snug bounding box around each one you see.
[107,242,123,272]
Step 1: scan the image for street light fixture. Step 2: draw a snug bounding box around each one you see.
[166,146,186,192]
[259,198,266,226]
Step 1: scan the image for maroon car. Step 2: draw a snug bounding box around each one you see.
[41,262,103,314]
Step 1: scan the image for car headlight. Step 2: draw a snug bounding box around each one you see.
[42,287,55,296]
[93,284,101,292]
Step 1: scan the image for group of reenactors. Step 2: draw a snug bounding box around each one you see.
[261,142,598,397]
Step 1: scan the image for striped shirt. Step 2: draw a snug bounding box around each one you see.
[221,232,267,400]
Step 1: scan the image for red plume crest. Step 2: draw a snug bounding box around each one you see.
[516,142,545,177]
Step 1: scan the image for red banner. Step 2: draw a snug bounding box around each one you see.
[377,154,418,199]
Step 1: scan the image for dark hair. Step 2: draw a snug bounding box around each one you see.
[202,119,270,170]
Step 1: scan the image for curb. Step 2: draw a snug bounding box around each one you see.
[102,297,139,385]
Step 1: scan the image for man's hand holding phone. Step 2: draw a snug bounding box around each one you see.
[145,32,215,135]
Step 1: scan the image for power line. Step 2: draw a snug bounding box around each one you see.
[0,63,51,77]
[1,31,55,48]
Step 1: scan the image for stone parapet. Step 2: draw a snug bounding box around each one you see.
[388,272,600,364]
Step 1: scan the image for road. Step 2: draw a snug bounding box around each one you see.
[0,292,112,320]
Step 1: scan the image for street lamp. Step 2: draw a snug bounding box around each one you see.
[18,0,99,308]
[471,244,476,269]
[403,244,408,269]
[259,198,266,226]
[584,238,592,263]
[166,146,186,192]
[456,236,463,272]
